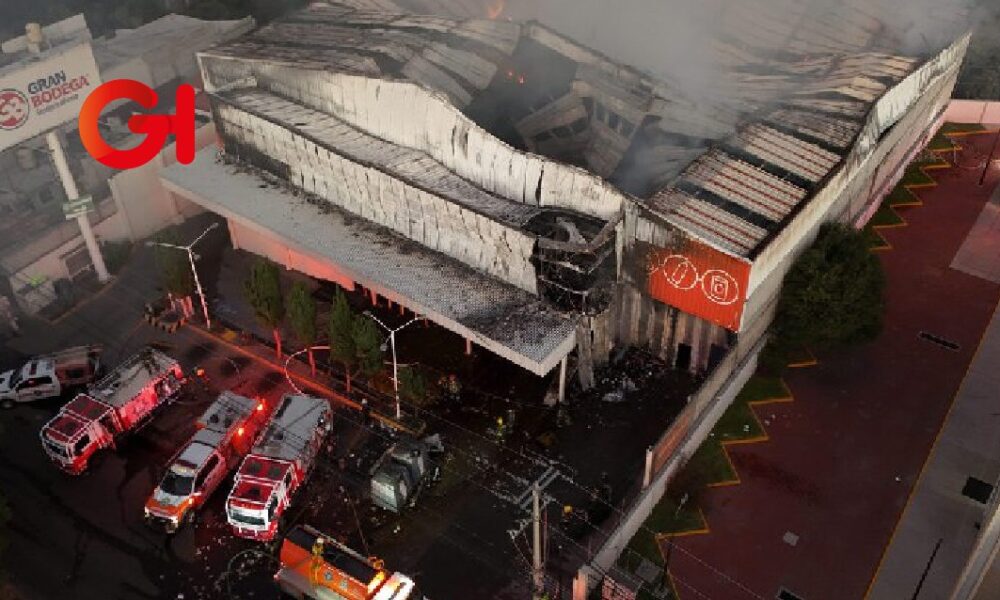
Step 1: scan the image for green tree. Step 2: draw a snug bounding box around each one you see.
[399,366,429,407]
[287,282,317,375]
[244,259,285,358]
[775,223,885,352]
[352,315,384,379]
[328,289,357,392]
[153,234,194,298]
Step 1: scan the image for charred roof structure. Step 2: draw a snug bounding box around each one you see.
[164,0,970,392]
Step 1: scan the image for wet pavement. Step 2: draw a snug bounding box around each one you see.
[0,213,695,600]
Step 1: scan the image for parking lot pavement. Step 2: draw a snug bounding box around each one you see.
[0,320,544,600]
[667,134,1000,600]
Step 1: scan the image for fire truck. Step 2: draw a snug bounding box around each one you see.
[225,394,332,541]
[39,348,183,474]
[145,390,269,532]
[275,524,424,600]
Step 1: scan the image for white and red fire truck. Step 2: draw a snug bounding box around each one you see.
[275,524,424,600]
[144,390,270,532]
[226,393,332,541]
[39,348,183,474]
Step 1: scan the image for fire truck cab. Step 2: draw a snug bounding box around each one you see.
[39,348,183,474]
[226,394,331,541]
[145,391,267,532]
[275,524,423,600]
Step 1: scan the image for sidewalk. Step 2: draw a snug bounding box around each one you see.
[867,210,1000,598]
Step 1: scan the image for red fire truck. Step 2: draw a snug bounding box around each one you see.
[39,348,183,474]
[145,390,270,532]
[226,394,332,541]
[274,524,424,600]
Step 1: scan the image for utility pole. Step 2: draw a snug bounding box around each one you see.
[146,222,219,329]
[363,311,420,420]
[533,482,545,600]
[47,131,109,282]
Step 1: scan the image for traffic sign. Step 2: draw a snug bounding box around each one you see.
[62,194,94,220]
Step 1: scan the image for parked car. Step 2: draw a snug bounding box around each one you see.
[0,345,102,408]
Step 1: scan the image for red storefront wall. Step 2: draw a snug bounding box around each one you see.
[644,239,751,331]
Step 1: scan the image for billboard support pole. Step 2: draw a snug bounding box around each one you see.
[46,130,109,282]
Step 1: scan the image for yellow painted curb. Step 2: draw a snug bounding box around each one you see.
[655,508,711,539]
[866,125,982,252]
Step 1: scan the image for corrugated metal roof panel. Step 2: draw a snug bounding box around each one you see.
[684,152,805,222]
[734,125,840,182]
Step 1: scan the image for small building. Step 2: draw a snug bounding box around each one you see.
[0,13,253,315]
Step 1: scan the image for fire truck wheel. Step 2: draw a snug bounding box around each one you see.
[0,399,14,409]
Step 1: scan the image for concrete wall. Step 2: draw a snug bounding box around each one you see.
[747,34,968,299]
[579,330,766,594]
[227,219,356,291]
[945,100,1000,125]
[740,55,961,333]
[213,101,541,295]
[8,199,125,313]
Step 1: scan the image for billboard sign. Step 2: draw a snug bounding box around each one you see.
[0,41,101,151]
[641,238,751,331]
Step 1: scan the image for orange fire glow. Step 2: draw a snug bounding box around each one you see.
[487,0,505,19]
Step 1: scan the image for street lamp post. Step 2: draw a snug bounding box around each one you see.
[980,127,1000,187]
[146,222,219,329]
[363,310,420,420]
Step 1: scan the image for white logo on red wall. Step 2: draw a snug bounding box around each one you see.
[701,270,740,305]
[650,254,741,306]
[0,89,29,130]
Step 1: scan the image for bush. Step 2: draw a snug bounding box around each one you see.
[101,240,133,275]
[775,223,885,351]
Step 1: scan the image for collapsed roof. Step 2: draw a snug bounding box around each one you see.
[203,2,737,199]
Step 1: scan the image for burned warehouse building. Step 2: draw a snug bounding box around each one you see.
[160,0,970,403]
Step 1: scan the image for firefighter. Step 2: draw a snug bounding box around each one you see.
[447,374,461,401]
[309,536,326,585]
[494,416,506,441]
[439,373,462,402]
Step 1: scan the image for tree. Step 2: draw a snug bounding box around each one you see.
[244,259,285,358]
[287,282,317,375]
[775,223,885,352]
[153,234,194,298]
[399,366,429,407]
[352,315,384,379]
[328,289,357,392]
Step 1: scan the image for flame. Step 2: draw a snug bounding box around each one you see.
[487,0,505,19]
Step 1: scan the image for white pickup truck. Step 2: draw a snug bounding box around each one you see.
[0,345,102,408]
